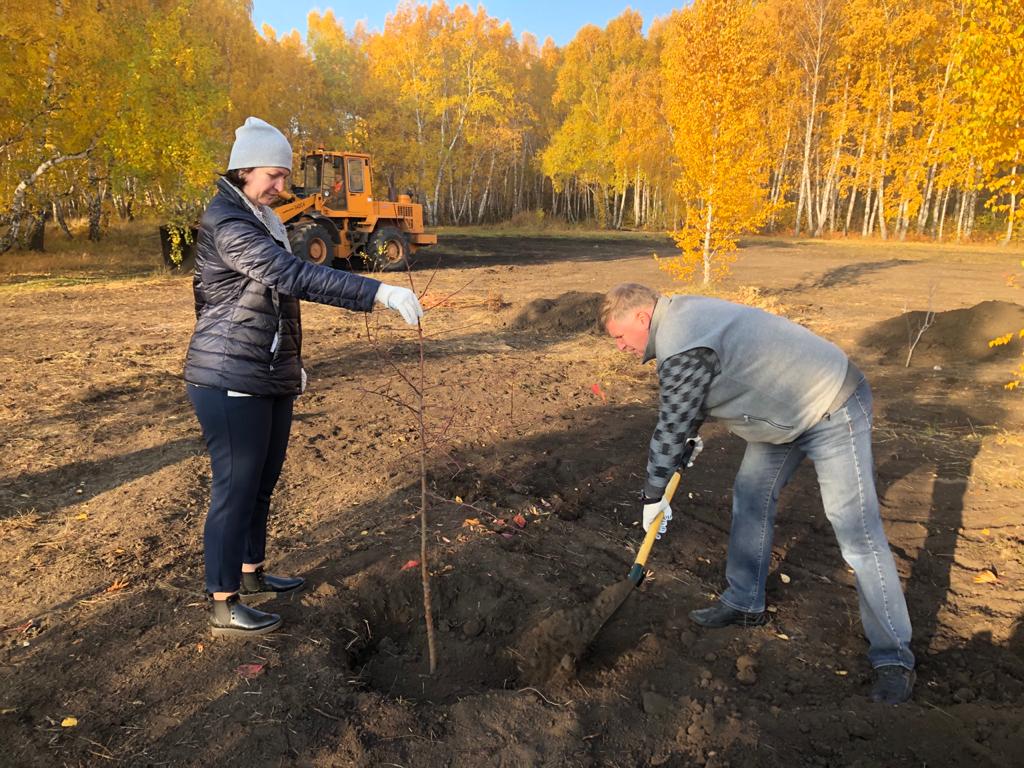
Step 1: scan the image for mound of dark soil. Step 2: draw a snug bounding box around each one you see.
[510,290,603,335]
[859,300,1024,366]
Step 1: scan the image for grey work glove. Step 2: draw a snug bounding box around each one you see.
[374,283,424,326]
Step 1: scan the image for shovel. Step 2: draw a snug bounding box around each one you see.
[519,469,683,684]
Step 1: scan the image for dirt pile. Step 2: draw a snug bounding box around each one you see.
[518,578,635,685]
[510,290,604,335]
[859,300,1024,366]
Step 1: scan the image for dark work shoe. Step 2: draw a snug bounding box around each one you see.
[209,594,282,638]
[240,567,304,598]
[870,665,915,705]
[689,602,769,628]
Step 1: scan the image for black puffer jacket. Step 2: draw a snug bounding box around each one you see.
[184,178,380,396]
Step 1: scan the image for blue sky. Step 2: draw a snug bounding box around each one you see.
[251,1,685,45]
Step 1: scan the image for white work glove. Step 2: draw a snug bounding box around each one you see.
[642,497,673,539]
[374,283,423,326]
[685,436,703,466]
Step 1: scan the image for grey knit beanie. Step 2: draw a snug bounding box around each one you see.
[227,117,293,170]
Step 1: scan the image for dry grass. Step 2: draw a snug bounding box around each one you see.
[0,218,170,288]
[420,288,508,312]
[664,283,791,317]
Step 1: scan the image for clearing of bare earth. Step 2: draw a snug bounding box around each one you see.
[1,232,1023,767]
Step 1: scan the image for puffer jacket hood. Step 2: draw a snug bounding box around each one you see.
[184,177,380,396]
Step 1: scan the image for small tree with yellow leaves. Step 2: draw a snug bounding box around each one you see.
[658,0,776,286]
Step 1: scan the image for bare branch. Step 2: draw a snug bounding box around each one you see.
[905,282,938,367]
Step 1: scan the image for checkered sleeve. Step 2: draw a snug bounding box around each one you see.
[643,347,718,500]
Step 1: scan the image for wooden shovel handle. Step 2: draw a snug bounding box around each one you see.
[634,471,681,570]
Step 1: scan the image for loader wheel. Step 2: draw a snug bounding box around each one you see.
[289,221,334,265]
[364,226,410,272]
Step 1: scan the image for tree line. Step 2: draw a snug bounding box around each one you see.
[1,0,1021,272]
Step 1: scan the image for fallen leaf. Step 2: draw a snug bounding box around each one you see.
[981,528,990,536]
[834,669,848,676]
[974,570,999,584]
[196,643,204,653]
[590,383,607,402]
[512,513,527,528]
[463,518,481,527]
[455,495,463,504]
[61,717,78,727]
[775,633,790,641]
[400,559,419,572]
[105,578,130,593]
[441,536,451,544]
[74,513,88,521]
[779,573,791,584]
[236,663,265,678]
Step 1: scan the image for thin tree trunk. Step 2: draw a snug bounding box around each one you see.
[897,200,909,241]
[476,153,496,223]
[966,185,978,238]
[88,178,106,242]
[937,186,950,242]
[918,163,938,234]
[633,167,641,227]
[1,147,91,252]
[1003,163,1019,245]
[770,124,792,226]
[862,169,875,237]
[53,200,72,238]
[928,168,945,236]
[875,81,894,240]
[845,127,868,234]
[876,175,888,240]
[702,202,713,286]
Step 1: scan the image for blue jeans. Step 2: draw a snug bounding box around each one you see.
[187,385,294,594]
[719,378,915,670]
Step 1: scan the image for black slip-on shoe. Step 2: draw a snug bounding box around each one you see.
[870,665,916,705]
[209,593,282,638]
[689,602,769,628]
[239,567,304,598]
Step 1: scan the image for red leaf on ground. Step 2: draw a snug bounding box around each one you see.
[512,513,527,528]
[400,559,420,571]
[236,663,265,679]
[590,383,607,402]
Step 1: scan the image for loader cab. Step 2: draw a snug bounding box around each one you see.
[296,151,373,213]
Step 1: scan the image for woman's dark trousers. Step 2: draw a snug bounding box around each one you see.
[187,385,294,594]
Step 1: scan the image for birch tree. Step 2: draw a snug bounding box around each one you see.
[660,0,774,285]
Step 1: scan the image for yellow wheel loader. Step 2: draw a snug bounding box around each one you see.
[272,150,436,272]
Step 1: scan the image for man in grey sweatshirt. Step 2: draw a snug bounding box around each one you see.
[601,283,915,705]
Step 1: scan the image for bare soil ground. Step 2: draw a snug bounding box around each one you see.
[2,231,1023,767]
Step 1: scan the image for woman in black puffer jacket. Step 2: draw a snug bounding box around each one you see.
[184,117,423,638]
